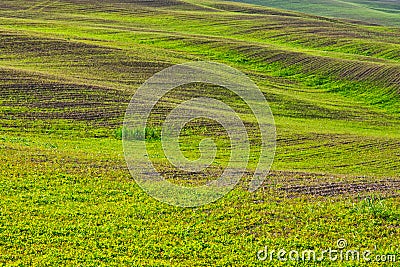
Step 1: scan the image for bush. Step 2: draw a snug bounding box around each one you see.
[116,126,162,141]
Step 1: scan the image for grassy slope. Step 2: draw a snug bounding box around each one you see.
[229,0,400,26]
[0,0,399,265]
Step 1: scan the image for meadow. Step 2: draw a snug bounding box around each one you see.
[0,0,399,265]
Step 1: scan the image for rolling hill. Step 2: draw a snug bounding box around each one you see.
[230,0,400,26]
[0,0,399,265]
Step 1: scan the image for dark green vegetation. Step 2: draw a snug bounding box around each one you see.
[231,0,400,26]
[0,0,399,265]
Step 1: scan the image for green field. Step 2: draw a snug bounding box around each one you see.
[0,0,399,265]
[231,0,400,26]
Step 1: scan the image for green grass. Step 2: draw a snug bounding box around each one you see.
[352,195,399,221]
[0,0,399,265]
[230,0,400,26]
